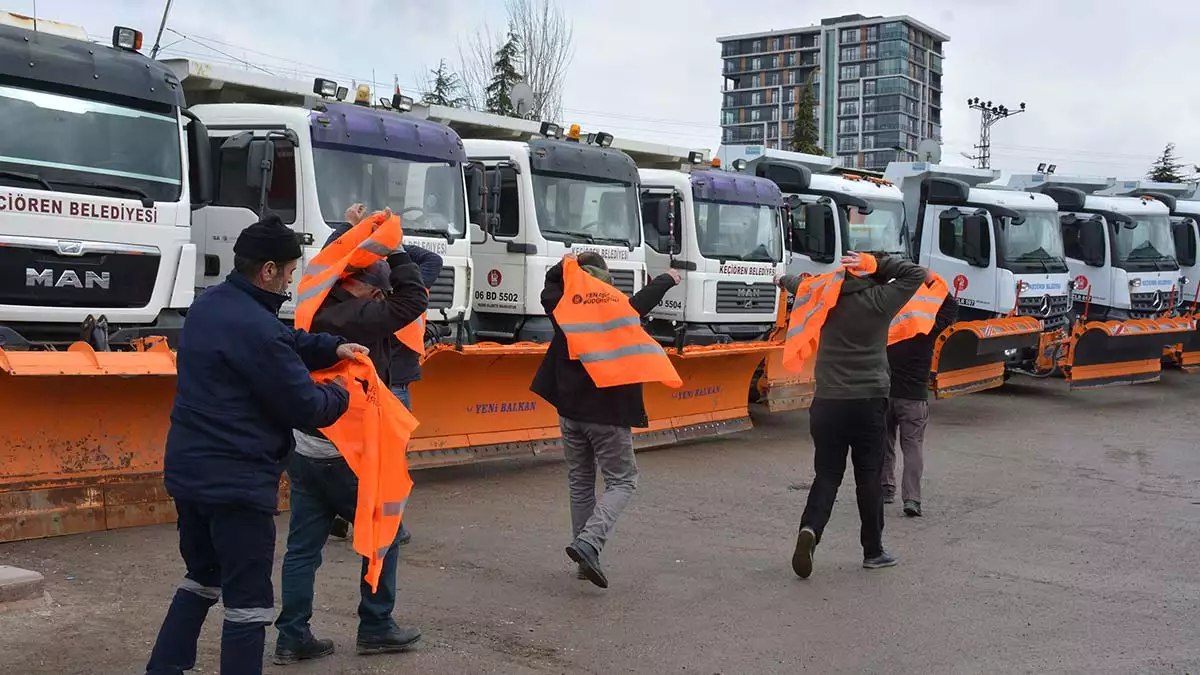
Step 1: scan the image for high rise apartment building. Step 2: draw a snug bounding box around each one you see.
[718,14,948,171]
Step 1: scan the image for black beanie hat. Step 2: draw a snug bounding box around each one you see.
[233,213,303,261]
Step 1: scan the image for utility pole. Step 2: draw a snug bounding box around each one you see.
[149,0,174,58]
[964,97,1026,169]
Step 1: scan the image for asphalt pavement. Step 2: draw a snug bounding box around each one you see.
[1,374,1198,674]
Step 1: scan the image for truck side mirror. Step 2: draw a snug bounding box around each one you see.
[1080,217,1106,267]
[184,113,213,209]
[465,162,486,226]
[802,203,836,263]
[245,139,275,191]
[962,214,990,267]
[1173,219,1197,268]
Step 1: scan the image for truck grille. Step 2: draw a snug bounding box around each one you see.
[1130,290,1172,318]
[716,281,776,314]
[429,267,454,310]
[610,269,635,296]
[1016,293,1071,332]
[0,243,159,308]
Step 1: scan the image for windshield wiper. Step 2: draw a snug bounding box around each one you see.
[0,170,53,191]
[593,236,633,248]
[404,225,454,242]
[542,229,594,243]
[51,179,154,207]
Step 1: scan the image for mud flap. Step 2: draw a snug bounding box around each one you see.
[0,341,181,543]
[930,316,1043,399]
[1063,317,1195,388]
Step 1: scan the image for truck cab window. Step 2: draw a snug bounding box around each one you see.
[938,212,967,260]
[209,138,297,224]
[485,165,520,237]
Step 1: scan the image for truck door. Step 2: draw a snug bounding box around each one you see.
[639,188,685,320]
[473,161,526,316]
[1172,216,1198,307]
[193,130,302,292]
[785,196,841,278]
[926,205,997,314]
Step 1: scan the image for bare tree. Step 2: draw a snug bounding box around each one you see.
[457,0,574,120]
[506,0,573,120]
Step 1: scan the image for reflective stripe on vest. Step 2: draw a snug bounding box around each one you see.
[311,354,418,593]
[781,269,846,373]
[551,256,682,388]
[294,214,403,331]
[887,272,950,344]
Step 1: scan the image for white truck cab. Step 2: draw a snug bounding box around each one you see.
[886,164,1072,328]
[1003,173,1180,321]
[1096,180,1195,311]
[637,165,786,345]
[168,59,476,332]
[461,129,645,343]
[0,18,210,348]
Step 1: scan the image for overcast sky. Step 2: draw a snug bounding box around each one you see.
[18,0,1200,179]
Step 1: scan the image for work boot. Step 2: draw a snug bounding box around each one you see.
[330,516,350,540]
[903,500,922,517]
[575,564,588,581]
[565,540,608,589]
[397,522,412,546]
[863,551,898,569]
[792,526,816,579]
[356,625,422,655]
[273,636,335,665]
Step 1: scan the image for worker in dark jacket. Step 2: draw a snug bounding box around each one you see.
[776,252,925,579]
[274,208,429,666]
[324,205,443,545]
[883,291,958,518]
[147,214,360,675]
[531,252,680,588]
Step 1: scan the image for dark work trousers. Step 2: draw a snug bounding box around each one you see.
[799,397,888,558]
[146,500,277,675]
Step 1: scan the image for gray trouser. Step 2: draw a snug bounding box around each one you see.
[882,398,928,502]
[559,417,638,554]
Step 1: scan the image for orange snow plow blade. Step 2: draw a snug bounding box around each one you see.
[754,288,814,412]
[930,316,1043,399]
[408,341,770,468]
[1163,318,1200,373]
[1063,317,1195,388]
[0,340,181,542]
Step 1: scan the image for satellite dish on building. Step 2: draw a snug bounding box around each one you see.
[511,82,534,117]
[916,138,943,163]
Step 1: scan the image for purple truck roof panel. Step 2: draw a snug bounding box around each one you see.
[689,170,782,208]
[309,103,466,164]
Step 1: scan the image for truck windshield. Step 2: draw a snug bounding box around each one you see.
[846,201,906,254]
[531,172,640,247]
[313,147,465,240]
[693,200,783,262]
[0,84,181,202]
[999,210,1067,269]
[1113,214,1177,266]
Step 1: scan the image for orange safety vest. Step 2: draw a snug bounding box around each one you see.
[552,256,682,388]
[295,213,403,331]
[311,354,419,592]
[393,289,428,356]
[887,272,950,344]
[781,253,878,374]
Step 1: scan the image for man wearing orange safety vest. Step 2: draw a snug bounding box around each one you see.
[776,251,925,579]
[883,278,957,518]
[273,207,429,665]
[326,203,443,546]
[531,251,681,588]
